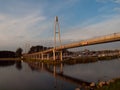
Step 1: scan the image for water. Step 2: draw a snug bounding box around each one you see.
[0,58,120,90]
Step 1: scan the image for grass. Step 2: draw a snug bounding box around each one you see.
[95,79,120,90]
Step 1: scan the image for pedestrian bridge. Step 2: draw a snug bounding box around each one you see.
[23,32,120,61]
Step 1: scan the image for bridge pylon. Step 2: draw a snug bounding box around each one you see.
[53,16,63,61]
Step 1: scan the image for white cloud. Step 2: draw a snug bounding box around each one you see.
[62,15,120,41]
[112,0,120,3]
[0,12,50,51]
[96,0,120,3]
[96,0,107,3]
[113,7,120,12]
[0,0,119,51]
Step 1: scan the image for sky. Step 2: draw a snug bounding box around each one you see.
[0,0,120,51]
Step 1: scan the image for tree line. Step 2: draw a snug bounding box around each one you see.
[28,45,52,54]
[0,45,72,58]
[0,48,23,58]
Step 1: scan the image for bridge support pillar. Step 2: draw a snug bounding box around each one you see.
[41,53,44,60]
[39,54,41,59]
[53,49,56,60]
[60,51,63,61]
[47,54,50,60]
[53,49,63,61]
[35,55,37,59]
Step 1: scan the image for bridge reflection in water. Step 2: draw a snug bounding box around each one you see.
[27,61,92,89]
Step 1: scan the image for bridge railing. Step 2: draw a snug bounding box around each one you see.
[59,32,120,49]
[23,32,120,60]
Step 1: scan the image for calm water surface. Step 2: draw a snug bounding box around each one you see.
[0,58,120,90]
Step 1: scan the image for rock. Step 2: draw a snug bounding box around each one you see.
[99,81,105,87]
[106,81,110,85]
[109,80,114,83]
[75,88,80,90]
[90,82,95,87]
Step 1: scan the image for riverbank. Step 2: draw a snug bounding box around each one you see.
[23,55,120,65]
[64,55,120,65]
[94,78,120,90]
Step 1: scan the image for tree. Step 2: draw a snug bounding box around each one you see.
[0,51,16,58]
[28,45,48,54]
[16,48,23,57]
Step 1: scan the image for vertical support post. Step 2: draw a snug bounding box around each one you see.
[35,55,36,59]
[54,16,62,61]
[60,51,63,61]
[47,54,50,60]
[33,55,34,59]
[36,55,37,59]
[41,53,44,60]
[54,18,56,48]
[54,16,62,47]
[39,54,41,59]
[36,54,38,59]
[57,19,62,46]
[53,49,56,60]
[32,55,33,59]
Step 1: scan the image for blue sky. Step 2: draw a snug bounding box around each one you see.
[0,0,120,51]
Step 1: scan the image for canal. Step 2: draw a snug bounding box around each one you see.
[0,58,120,90]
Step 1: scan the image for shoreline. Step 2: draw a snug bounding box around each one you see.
[23,55,120,65]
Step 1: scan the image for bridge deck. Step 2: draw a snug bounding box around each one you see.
[26,32,120,56]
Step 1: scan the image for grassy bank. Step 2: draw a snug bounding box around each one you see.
[23,55,120,65]
[64,55,120,65]
[95,78,120,90]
